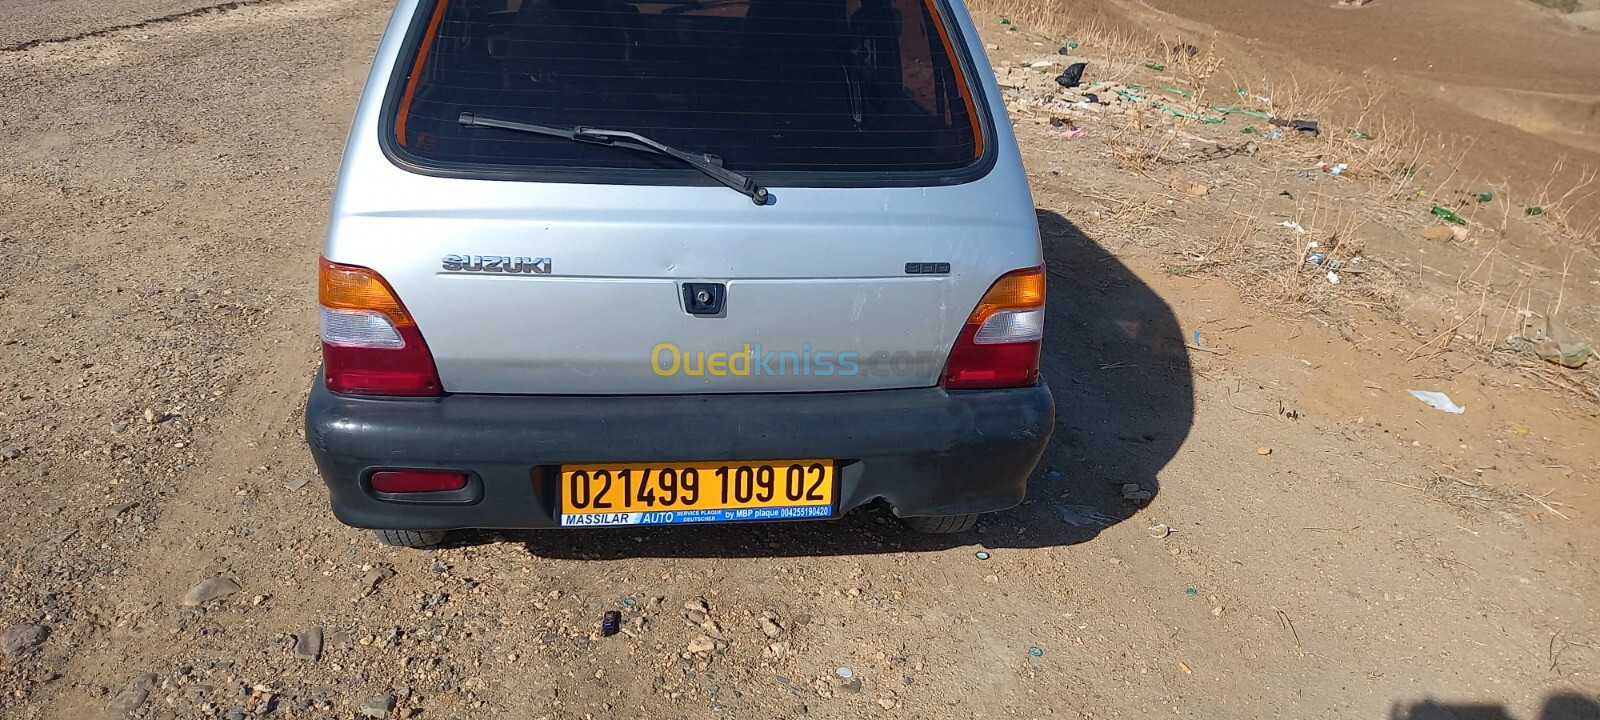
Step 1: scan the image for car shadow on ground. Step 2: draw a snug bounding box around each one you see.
[470,209,1194,558]
[1393,693,1600,720]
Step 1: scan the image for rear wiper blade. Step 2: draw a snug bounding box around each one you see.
[459,112,770,206]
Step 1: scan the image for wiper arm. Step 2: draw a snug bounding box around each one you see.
[458,112,770,206]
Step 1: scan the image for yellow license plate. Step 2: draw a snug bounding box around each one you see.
[558,460,835,527]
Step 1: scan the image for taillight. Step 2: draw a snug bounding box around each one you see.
[941,266,1045,389]
[371,470,467,493]
[319,257,443,396]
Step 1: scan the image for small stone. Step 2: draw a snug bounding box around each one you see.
[1211,606,1224,616]
[361,566,396,595]
[683,598,709,613]
[182,577,241,607]
[1419,225,1457,242]
[0,446,20,461]
[131,672,158,690]
[106,687,150,714]
[878,698,897,709]
[293,626,323,661]
[1169,177,1208,198]
[686,635,716,654]
[284,477,311,491]
[1256,446,1272,455]
[358,693,396,719]
[758,617,783,639]
[107,502,140,519]
[1120,484,1153,502]
[840,677,863,694]
[143,409,160,424]
[684,609,707,625]
[1,623,49,656]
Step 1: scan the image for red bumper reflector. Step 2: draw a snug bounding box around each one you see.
[371,470,468,493]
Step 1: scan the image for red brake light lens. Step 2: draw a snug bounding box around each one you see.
[941,266,1045,390]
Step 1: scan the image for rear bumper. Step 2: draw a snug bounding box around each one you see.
[304,380,1054,530]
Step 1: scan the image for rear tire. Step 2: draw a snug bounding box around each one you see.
[903,514,979,534]
[373,529,447,548]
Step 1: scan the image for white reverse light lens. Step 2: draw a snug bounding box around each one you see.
[320,307,405,349]
[973,308,1044,345]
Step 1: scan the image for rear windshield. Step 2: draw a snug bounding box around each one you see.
[387,0,986,176]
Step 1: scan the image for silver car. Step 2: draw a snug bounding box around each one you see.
[306,0,1053,546]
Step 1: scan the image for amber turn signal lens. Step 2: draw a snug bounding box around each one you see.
[319,257,414,325]
[965,266,1045,325]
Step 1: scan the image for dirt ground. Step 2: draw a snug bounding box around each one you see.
[1109,0,1600,212]
[1,1,1598,720]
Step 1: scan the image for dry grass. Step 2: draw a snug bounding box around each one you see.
[977,0,1599,407]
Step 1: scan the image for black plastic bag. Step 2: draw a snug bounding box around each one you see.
[1056,62,1087,89]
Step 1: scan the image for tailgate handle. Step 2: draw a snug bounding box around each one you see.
[682,283,726,316]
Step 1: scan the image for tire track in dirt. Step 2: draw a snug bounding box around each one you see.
[0,0,293,52]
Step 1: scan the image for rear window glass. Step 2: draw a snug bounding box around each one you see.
[388,0,985,175]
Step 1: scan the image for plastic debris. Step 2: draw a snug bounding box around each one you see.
[1213,106,1271,119]
[1185,587,1198,596]
[1279,220,1308,234]
[621,597,636,607]
[1028,59,1057,68]
[1408,390,1466,414]
[1326,270,1340,285]
[1145,61,1166,71]
[1028,646,1044,657]
[974,551,991,561]
[1526,206,1545,216]
[1500,314,1592,369]
[1055,62,1087,88]
[1147,523,1172,539]
[1268,118,1320,137]
[1057,41,1078,55]
[1430,206,1467,225]
[836,667,855,679]
[1474,191,1493,203]
[1348,128,1375,140]
[601,610,622,637]
[1306,253,1343,269]
[1329,163,1348,176]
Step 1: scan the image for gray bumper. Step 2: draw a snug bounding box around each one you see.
[304,380,1054,530]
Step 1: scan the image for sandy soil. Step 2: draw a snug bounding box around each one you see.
[1,2,1598,720]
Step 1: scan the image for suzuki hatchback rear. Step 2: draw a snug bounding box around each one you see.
[306,0,1054,546]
